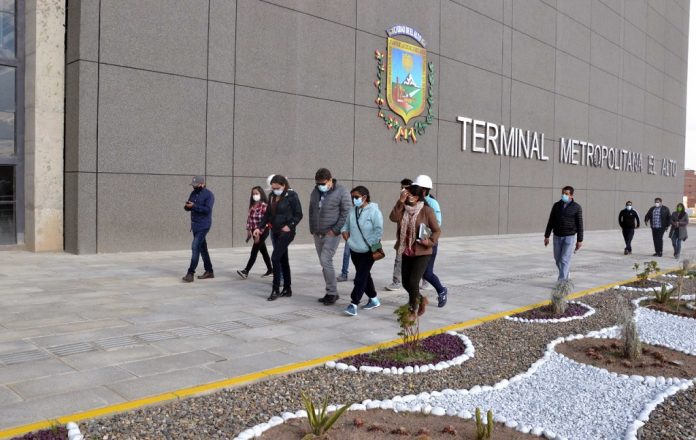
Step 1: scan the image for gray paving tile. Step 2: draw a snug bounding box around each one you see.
[0,384,21,405]
[0,359,76,383]
[119,350,225,377]
[10,366,135,399]
[107,367,226,400]
[207,351,303,377]
[62,345,167,371]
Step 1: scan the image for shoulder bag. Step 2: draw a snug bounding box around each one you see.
[355,207,385,261]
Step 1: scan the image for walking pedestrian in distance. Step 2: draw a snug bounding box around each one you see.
[644,197,671,257]
[669,202,689,259]
[618,201,640,255]
[237,186,273,279]
[182,176,215,282]
[544,186,583,280]
[384,178,412,291]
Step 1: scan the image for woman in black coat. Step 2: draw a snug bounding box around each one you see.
[669,203,689,259]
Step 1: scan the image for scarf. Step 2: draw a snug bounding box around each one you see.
[398,201,424,255]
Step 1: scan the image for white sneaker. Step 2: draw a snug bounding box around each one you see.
[385,282,402,291]
[420,280,432,290]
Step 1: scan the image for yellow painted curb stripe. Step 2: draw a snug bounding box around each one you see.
[0,268,679,439]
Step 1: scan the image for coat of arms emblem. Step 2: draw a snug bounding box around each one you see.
[375,25,434,142]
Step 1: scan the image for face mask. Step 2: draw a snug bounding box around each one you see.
[678,207,684,212]
[561,194,570,203]
[655,203,661,208]
[317,184,329,193]
[626,205,632,210]
[353,197,363,208]
[273,188,283,196]
[193,186,203,192]
[252,194,261,202]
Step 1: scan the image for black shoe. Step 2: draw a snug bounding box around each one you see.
[267,287,281,301]
[318,294,330,303]
[657,253,662,257]
[236,269,248,279]
[624,249,629,255]
[280,287,292,298]
[323,295,339,305]
[652,253,659,257]
[262,269,273,277]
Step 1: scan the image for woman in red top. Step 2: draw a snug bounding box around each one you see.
[237,186,273,279]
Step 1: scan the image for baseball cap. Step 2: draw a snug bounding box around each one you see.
[191,175,205,186]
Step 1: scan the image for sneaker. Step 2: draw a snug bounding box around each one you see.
[420,280,432,290]
[182,273,194,283]
[437,287,448,308]
[336,274,349,282]
[323,295,339,305]
[385,282,402,291]
[362,297,381,310]
[262,269,273,277]
[344,303,358,316]
[236,269,248,279]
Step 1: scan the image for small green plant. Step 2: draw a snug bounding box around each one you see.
[394,301,422,354]
[551,279,574,315]
[633,261,660,287]
[618,294,641,361]
[300,392,351,438]
[475,407,494,440]
[654,284,673,304]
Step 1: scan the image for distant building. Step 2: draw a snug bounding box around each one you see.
[685,170,696,207]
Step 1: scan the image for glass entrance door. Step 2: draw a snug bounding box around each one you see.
[0,0,22,245]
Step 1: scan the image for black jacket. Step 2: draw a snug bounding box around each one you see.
[545,200,584,242]
[260,189,303,233]
[644,206,671,229]
[618,208,640,229]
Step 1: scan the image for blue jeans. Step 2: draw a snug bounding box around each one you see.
[671,234,682,256]
[341,242,350,277]
[422,243,445,293]
[188,229,213,274]
[553,235,576,280]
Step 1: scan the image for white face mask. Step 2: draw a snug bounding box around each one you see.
[626,205,632,210]
[252,194,261,202]
[655,202,661,208]
[273,188,283,196]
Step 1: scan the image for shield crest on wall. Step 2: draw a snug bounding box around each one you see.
[386,37,427,125]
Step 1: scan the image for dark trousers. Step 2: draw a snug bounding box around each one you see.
[651,227,666,255]
[271,230,294,289]
[349,250,377,305]
[188,229,213,274]
[244,230,272,272]
[402,254,431,311]
[422,243,445,293]
[622,228,635,252]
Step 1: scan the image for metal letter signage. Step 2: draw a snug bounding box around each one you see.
[375,25,434,142]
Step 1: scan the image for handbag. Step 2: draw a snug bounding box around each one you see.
[355,207,385,261]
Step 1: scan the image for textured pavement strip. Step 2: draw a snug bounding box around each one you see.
[0,228,685,431]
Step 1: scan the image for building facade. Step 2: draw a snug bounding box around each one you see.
[5,0,690,253]
[685,169,696,206]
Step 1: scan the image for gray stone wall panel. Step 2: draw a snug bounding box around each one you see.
[208,0,237,84]
[556,12,591,62]
[65,61,97,173]
[357,0,439,53]
[511,31,555,90]
[512,0,556,46]
[206,82,235,177]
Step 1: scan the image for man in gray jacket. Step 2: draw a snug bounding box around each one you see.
[309,168,352,305]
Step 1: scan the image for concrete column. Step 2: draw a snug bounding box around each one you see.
[24,0,66,251]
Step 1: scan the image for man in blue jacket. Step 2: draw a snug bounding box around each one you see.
[183,176,215,282]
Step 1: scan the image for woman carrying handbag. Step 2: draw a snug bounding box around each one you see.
[340,186,384,316]
[669,202,689,259]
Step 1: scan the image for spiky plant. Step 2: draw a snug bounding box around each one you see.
[633,261,660,287]
[654,284,673,304]
[618,295,641,361]
[474,407,494,440]
[300,392,351,438]
[675,259,691,313]
[551,279,574,315]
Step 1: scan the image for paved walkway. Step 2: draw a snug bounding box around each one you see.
[0,228,685,433]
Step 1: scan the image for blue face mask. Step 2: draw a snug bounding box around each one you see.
[273,188,283,196]
[353,197,363,208]
[561,194,570,203]
[317,184,329,193]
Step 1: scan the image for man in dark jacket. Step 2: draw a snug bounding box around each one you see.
[618,201,640,255]
[183,176,215,282]
[644,197,671,257]
[544,186,584,281]
[309,168,352,305]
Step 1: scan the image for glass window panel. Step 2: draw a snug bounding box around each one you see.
[0,165,14,244]
[0,11,14,58]
[0,1,13,14]
[0,111,14,155]
[0,66,14,111]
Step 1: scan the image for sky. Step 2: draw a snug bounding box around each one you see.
[685,4,696,170]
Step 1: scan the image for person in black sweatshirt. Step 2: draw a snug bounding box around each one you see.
[544,186,584,281]
[618,201,640,255]
[253,174,303,301]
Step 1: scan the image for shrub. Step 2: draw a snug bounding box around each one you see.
[394,301,422,354]
[633,261,659,287]
[618,295,641,361]
[300,392,351,438]
[551,279,574,315]
[675,259,691,313]
[654,284,673,304]
[475,407,494,440]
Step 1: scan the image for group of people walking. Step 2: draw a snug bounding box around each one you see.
[181,170,449,319]
[618,197,689,259]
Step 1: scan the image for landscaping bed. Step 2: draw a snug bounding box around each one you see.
[639,299,696,319]
[81,280,696,440]
[507,301,592,322]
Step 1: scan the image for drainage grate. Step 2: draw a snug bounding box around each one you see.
[233,317,275,328]
[293,308,331,318]
[95,335,140,350]
[205,321,248,332]
[136,332,177,343]
[47,342,97,357]
[170,326,217,338]
[0,349,51,365]
[264,313,304,323]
